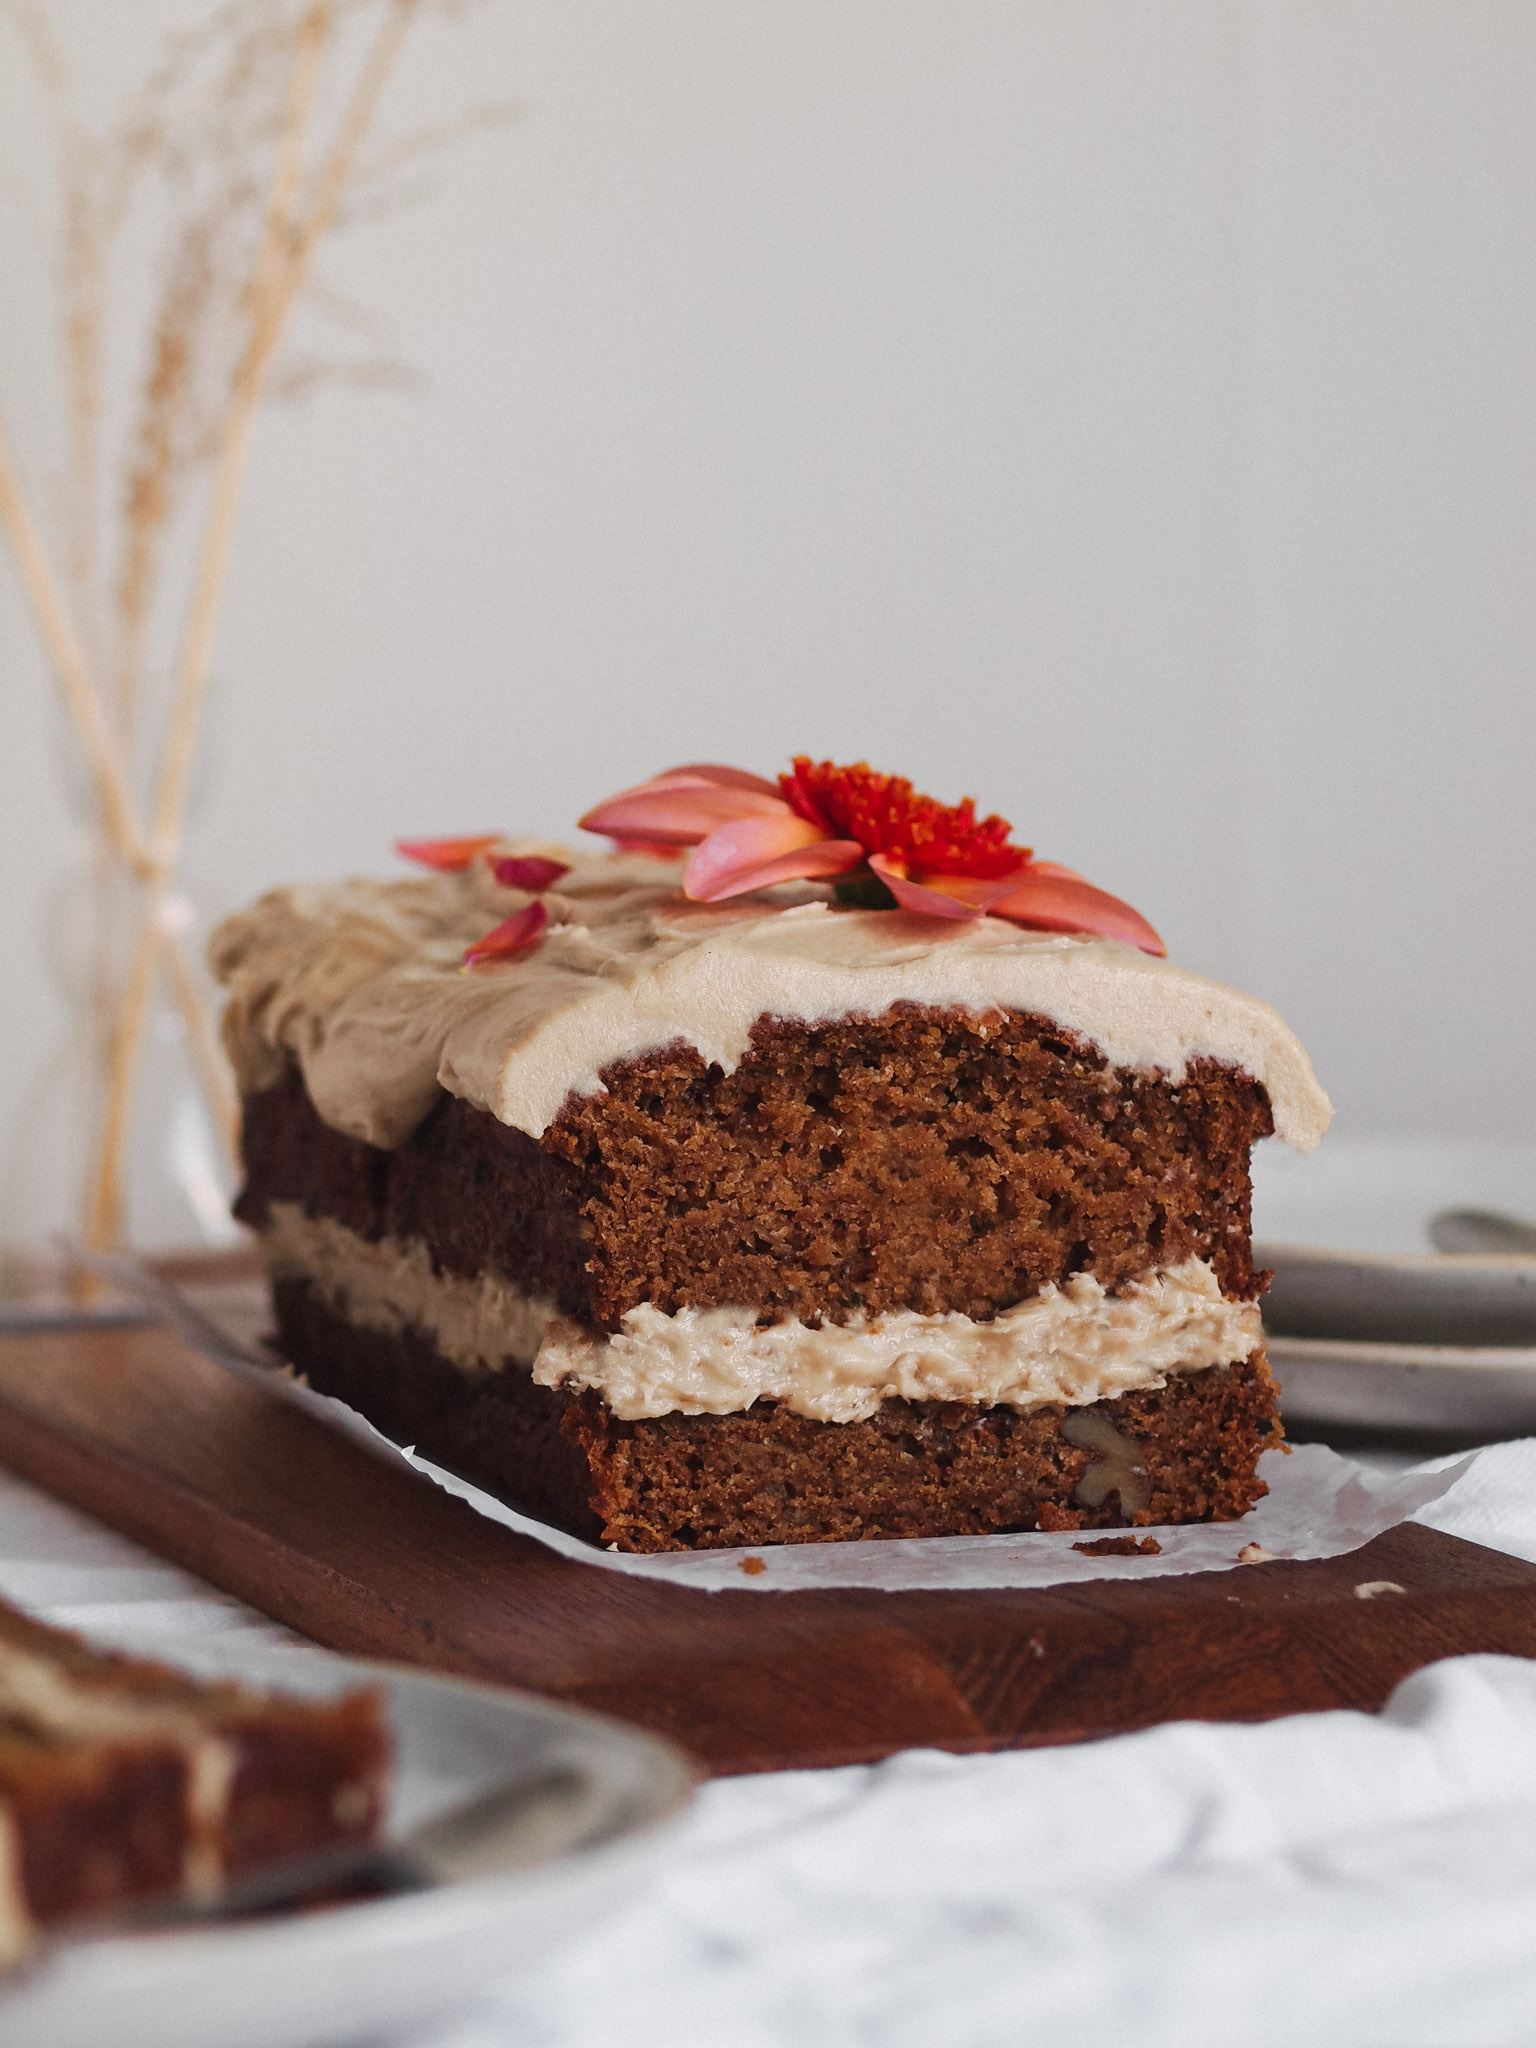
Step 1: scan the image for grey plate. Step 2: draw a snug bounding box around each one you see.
[1270,1331,1536,1437]
[1259,1238,1536,1437]
[0,1638,696,2048]
[1257,1240,1536,1349]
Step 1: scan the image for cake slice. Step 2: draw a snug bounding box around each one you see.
[212,760,1331,1553]
[0,1598,387,1966]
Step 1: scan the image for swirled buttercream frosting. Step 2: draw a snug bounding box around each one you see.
[209,845,1332,1150]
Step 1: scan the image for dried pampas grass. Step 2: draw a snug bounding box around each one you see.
[0,0,510,1249]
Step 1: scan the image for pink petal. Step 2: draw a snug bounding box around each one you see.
[603,838,686,860]
[396,834,499,872]
[867,854,1027,920]
[686,815,863,900]
[493,855,569,893]
[579,762,778,819]
[462,901,548,966]
[688,841,868,899]
[578,783,790,845]
[657,762,781,797]
[987,870,1165,956]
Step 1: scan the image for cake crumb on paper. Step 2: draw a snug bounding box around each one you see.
[1354,1580,1406,1600]
[1238,1543,1276,1565]
[1072,1535,1162,1557]
[739,1556,767,1576]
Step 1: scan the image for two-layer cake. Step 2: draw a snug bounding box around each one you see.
[212,761,1330,1552]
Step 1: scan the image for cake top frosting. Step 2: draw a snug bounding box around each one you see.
[209,843,1333,1152]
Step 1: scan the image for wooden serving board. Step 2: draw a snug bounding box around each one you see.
[3,1321,1536,1777]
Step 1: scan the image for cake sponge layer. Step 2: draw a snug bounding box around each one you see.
[271,1275,1280,1552]
[238,1006,1275,1330]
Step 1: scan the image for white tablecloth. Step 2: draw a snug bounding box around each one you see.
[8,1446,1536,2048]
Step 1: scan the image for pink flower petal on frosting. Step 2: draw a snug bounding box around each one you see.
[657,762,781,797]
[867,854,1028,920]
[462,901,548,966]
[691,841,867,899]
[396,834,499,872]
[605,839,689,860]
[686,816,864,900]
[492,855,569,893]
[987,870,1165,955]
[579,781,789,845]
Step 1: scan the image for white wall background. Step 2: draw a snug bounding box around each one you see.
[2,1,1534,1237]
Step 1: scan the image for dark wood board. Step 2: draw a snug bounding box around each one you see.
[3,1322,1535,1777]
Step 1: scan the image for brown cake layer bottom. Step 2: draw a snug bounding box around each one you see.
[271,1276,1282,1553]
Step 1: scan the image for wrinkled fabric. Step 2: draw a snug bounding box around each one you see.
[405,1656,1536,2048]
[6,1450,1536,2047]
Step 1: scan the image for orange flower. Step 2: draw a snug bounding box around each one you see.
[580,757,1165,955]
[779,759,1024,879]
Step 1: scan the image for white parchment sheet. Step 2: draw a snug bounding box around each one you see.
[392,1436,1469,1592]
[136,1266,1471,1594]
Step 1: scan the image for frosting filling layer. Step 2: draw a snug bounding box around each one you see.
[0,1807,27,1970]
[262,1203,1263,1425]
[212,850,1332,1150]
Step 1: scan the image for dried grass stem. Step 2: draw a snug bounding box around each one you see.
[0,408,151,873]
[2,0,449,1250]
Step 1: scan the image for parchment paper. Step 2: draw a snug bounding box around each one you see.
[392,1436,1470,1591]
[114,1256,1472,1594]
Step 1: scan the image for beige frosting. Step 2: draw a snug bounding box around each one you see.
[211,846,1332,1150]
[0,1805,28,1969]
[264,1202,560,1367]
[182,1741,239,1902]
[534,1262,1260,1423]
[262,1204,1261,1424]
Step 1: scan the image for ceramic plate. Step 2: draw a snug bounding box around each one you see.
[0,1638,695,2048]
[1259,1239,1536,1437]
[1270,1332,1536,1436]
[1257,1241,1536,1348]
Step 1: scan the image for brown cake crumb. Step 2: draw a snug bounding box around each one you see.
[738,1556,768,1576]
[237,1006,1274,1329]
[1072,1535,1164,1557]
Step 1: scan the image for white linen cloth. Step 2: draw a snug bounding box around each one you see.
[7,1446,1536,2048]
